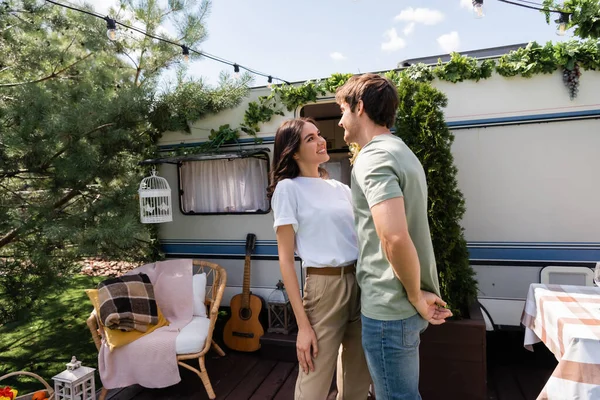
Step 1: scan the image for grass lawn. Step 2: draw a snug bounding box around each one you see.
[0,274,105,394]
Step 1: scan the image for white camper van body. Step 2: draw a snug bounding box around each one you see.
[154,60,600,330]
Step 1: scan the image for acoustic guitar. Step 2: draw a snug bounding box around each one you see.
[223,233,264,352]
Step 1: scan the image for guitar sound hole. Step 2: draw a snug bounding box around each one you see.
[239,307,252,321]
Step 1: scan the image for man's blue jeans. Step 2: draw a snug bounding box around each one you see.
[361,313,429,400]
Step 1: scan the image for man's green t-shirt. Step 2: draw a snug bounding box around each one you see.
[351,134,440,321]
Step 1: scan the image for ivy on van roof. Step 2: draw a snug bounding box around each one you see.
[238,39,599,138]
[198,39,599,152]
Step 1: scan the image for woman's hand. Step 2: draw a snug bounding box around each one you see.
[296,325,318,374]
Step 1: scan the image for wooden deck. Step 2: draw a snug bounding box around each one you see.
[103,352,324,400]
[486,330,557,400]
[104,330,557,400]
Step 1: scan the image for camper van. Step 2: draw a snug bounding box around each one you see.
[152,45,600,330]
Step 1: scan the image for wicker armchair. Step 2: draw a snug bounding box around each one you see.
[86,260,227,400]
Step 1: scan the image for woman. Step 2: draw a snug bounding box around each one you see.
[268,117,371,400]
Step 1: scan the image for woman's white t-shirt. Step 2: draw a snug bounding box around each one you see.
[272,177,358,268]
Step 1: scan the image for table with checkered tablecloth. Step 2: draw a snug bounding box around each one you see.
[521,283,600,399]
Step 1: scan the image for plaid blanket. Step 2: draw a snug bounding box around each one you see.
[98,273,158,332]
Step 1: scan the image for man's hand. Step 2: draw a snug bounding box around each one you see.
[296,326,318,374]
[410,290,453,325]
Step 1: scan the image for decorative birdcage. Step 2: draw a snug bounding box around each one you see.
[138,169,172,224]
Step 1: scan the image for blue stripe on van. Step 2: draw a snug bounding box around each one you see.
[160,240,279,257]
[467,247,600,262]
[467,242,600,262]
[159,240,600,262]
[468,241,600,247]
[446,109,600,128]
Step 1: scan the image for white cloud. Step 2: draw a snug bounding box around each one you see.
[437,31,461,53]
[381,28,406,52]
[394,7,444,25]
[460,0,473,9]
[330,52,347,61]
[403,22,416,36]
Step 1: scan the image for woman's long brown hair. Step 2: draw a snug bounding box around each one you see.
[267,117,326,200]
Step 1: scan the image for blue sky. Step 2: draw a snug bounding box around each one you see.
[89,0,571,87]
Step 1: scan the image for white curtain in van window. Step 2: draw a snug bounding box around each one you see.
[180,157,269,213]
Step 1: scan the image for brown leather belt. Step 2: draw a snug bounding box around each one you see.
[306,264,355,276]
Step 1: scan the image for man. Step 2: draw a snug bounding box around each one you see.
[336,73,452,400]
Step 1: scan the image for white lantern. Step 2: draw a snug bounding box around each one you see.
[52,356,96,400]
[138,168,172,224]
[267,280,296,334]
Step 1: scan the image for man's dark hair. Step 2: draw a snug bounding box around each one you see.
[335,73,399,128]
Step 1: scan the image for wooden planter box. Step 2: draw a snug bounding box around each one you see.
[255,303,487,399]
[419,301,487,400]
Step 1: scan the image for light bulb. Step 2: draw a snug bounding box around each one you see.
[473,4,484,19]
[105,17,118,41]
[267,76,273,88]
[107,29,117,41]
[555,13,569,36]
[233,64,240,79]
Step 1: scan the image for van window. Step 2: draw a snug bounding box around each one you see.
[179,155,270,214]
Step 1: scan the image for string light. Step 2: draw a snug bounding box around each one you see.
[104,16,117,41]
[42,0,290,84]
[181,45,190,63]
[267,76,272,88]
[556,12,570,36]
[233,64,240,79]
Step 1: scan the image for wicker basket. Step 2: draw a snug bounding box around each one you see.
[0,371,54,400]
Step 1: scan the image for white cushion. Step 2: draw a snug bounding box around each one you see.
[175,316,210,355]
[192,273,207,317]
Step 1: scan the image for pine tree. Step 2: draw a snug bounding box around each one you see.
[393,76,478,318]
[0,0,249,322]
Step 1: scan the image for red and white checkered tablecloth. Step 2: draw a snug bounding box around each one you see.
[521,283,600,400]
